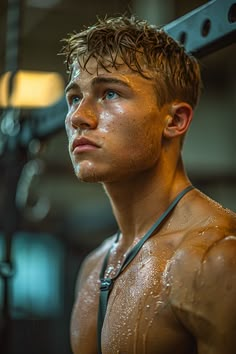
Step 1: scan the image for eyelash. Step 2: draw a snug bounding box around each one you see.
[67,88,120,107]
[68,95,81,106]
[103,89,119,100]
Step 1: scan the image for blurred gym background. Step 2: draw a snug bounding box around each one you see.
[0,0,235,353]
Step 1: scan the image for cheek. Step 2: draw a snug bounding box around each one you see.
[119,110,161,152]
[129,116,163,168]
[98,108,134,150]
[98,110,117,135]
[104,109,162,168]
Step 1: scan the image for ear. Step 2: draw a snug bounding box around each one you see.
[163,102,193,139]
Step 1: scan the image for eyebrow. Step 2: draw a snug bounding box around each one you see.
[90,76,131,89]
[65,76,131,94]
[65,82,79,94]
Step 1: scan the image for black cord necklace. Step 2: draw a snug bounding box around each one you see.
[97,185,194,353]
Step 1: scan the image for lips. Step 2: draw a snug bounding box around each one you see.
[71,137,99,153]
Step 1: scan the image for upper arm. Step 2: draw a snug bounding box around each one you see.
[196,236,236,354]
[170,235,236,354]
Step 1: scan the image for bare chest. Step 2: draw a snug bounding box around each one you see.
[71,250,195,354]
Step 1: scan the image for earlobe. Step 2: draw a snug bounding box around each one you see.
[163,103,193,139]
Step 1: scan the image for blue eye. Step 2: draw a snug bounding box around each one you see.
[105,90,119,100]
[71,96,81,105]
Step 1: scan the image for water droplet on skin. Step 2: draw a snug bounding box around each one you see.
[224,235,236,242]
[166,221,171,230]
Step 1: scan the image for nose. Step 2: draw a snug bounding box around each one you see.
[66,99,98,132]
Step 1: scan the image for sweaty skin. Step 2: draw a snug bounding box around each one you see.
[65,60,236,354]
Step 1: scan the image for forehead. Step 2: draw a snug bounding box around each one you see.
[70,58,130,79]
[69,58,154,88]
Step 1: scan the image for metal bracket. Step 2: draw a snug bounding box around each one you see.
[164,0,236,58]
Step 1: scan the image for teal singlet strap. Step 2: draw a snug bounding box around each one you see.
[97,185,193,353]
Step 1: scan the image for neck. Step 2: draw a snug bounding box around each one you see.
[103,157,191,249]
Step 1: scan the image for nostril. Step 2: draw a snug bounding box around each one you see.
[72,121,90,130]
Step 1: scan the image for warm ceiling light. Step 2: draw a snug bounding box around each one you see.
[0,71,65,108]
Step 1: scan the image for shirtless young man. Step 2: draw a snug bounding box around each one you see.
[62,16,236,354]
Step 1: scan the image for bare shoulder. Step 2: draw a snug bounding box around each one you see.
[168,190,236,353]
[74,235,116,293]
[168,189,236,276]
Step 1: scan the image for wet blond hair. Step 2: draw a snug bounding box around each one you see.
[61,15,202,109]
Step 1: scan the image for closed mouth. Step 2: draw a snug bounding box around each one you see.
[72,137,99,153]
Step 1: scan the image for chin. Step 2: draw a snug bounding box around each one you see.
[73,162,104,183]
